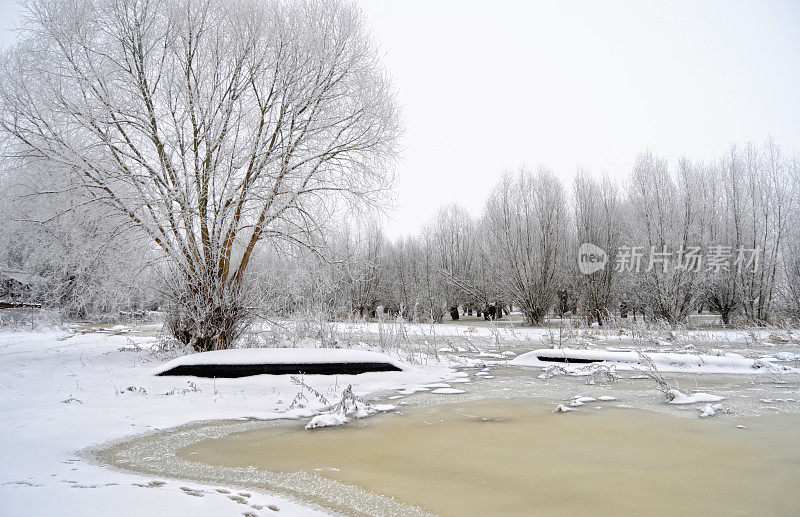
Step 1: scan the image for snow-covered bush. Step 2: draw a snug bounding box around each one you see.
[305,385,374,430]
[583,364,619,385]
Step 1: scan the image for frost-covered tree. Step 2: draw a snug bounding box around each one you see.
[334,220,388,319]
[0,0,400,349]
[429,204,487,316]
[626,153,702,323]
[699,148,745,325]
[774,149,800,321]
[698,141,794,325]
[484,167,568,325]
[573,172,622,324]
[0,160,156,318]
[737,140,790,324]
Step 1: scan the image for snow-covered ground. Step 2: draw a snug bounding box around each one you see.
[0,326,461,516]
[2,318,799,516]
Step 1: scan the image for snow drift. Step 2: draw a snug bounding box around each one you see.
[511,348,795,374]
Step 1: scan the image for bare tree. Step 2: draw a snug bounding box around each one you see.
[0,157,157,318]
[737,140,789,324]
[626,153,702,323]
[780,151,800,321]
[701,147,744,325]
[334,219,387,319]
[573,171,622,324]
[429,203,482,317]
[484,167,568,325]
[0,0,400,349]
[384,236,419,321]
[381,236,432,322]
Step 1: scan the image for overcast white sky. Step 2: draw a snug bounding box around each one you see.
[2,1,799,239]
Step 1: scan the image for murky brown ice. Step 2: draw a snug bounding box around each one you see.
[177,399,800,516]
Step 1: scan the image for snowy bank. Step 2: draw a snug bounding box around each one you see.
[511,348,796,374]
[0,330,458,516]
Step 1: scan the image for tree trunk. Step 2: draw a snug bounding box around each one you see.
[165,279,247,352]
[523,307,547,326]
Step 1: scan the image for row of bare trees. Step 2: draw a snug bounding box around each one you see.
[621,141,799,325]
[3,135,798,332]
[4,138,795,330]
[283,140,798,327]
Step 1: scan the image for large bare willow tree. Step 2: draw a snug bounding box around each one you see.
[0,0,400,350]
